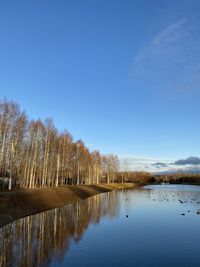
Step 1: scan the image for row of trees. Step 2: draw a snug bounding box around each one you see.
[0,99,119,190]
[116,171,155,185]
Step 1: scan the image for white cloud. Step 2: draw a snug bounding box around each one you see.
[119,155,200,174]
[133,18,187,67]
[152,18,187,46]
[131,17,200,92]
[119,155,172,172]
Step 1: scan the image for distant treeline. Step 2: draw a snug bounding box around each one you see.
[116,171,155,185]
[155,173,200,185]
[116,172,200,185]
[0,99,119,190]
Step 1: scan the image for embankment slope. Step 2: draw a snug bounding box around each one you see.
[0,183,134,228]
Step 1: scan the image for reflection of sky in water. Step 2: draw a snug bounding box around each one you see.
[1,185,200,267]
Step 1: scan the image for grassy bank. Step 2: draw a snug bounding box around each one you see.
[0,183,134,228]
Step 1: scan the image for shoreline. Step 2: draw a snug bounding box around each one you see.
[0,183,135,228]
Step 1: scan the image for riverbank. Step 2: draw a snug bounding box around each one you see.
[0,183,134,228]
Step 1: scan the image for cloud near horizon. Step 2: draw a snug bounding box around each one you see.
[174,156,200,165]
[119,155,200,174]
[151,162,169,169]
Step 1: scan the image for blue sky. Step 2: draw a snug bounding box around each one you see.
[1,0,200,171]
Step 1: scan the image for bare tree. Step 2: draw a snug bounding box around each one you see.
[0,99,120,190]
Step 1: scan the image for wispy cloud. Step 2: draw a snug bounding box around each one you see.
[152,18,187,47]
[132,17,200,92]
[133,18,187,68]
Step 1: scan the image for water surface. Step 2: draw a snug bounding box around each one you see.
[1,185,200,267]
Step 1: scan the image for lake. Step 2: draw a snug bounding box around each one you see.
[1,184,200,267]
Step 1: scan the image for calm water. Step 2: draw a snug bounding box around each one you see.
[1,185,200,267]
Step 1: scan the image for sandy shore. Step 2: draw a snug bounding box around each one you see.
[0,183,134,228]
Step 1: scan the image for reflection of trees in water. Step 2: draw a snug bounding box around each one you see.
[0,191,120,267]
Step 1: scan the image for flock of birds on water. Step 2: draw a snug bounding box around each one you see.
[125,187,200,218]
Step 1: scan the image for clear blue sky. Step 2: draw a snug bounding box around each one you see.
[1,0,200,170]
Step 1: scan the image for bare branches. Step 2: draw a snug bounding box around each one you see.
[0,100,119,190]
